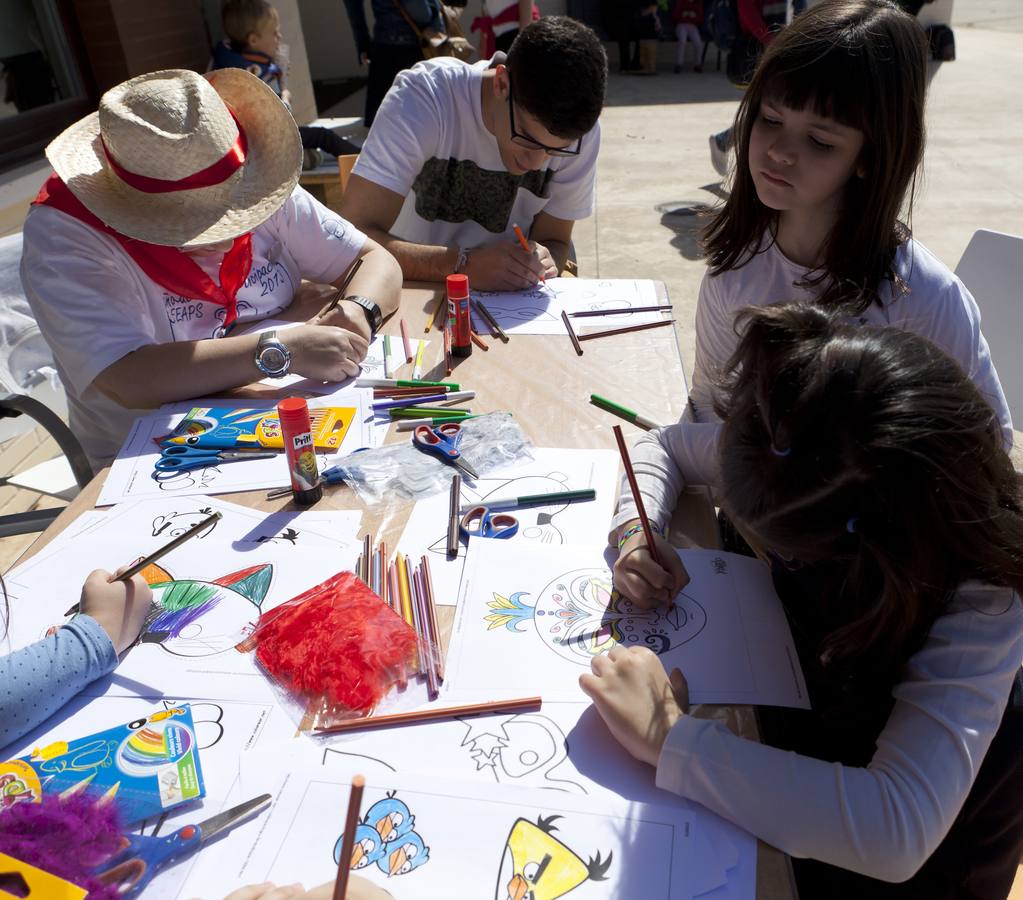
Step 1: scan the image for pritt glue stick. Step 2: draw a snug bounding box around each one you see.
[447,273,472,358]
[277,397,323,506]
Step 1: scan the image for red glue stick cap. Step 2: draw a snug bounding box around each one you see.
[278,397,311,424]
[446,274,469,299]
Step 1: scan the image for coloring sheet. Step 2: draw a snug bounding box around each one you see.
[0,695,297,900]
[180,763,713,900]
[97,394,375,506]
[471,278,665,335]
[239,699,756,898]
[445,544,809,708]
[3,541,356,703]
[396,448,619,606]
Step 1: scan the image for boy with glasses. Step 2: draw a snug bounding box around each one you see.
[340,17,607,291]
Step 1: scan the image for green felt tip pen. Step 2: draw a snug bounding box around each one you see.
[358,378,460,390]
[459,488,596,514]
[589,393,661,431]
[389,407,471,419]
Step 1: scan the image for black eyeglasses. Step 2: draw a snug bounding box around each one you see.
[507,74,582,158]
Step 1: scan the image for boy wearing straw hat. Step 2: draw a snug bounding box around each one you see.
[20,68,401,467]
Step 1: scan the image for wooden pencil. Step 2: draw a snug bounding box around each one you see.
[560,309,583,356]
[331,774,366,900]
[114,511,222,582]
[612,424,662,566]
[407,554,426,674]
[569,304,673,318]
[314,697,543,734]
[316,257,363,320]
[578,319,674,342]
[444,324,452,374]
[473,299,509,343]
[425,291,446,333]
[469,329,489,351]
[400,318,413,362]
[412,565,439,699]
[420,555,445,681]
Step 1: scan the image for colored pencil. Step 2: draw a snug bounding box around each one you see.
[395,414,480,432]
[316,257,363,319]
[372,390,475,411]
[407,555,426,674]
[444,325,453,375]
[412,339,426,379]
[420,555,445,680]
[382,334,392,378]
[358,379,459,390]
[512,223,544,283]
[395,553,418,671]
[578,319,674,342]
[569,304,673,318]
[458,488,595,514]
[387,561,400,614]
[412,565,439,699]
[612,424,661,566]
[589,393,661,431]
[115,511,222,582]
[400,318,413,362]
[447,473,461,558]
[561,309,583,356]
[373,385,445,396]
[314,697,543,734]
[473,299,509,343]
[331,774,365,900]
[361,534,371,584]
[425,292,445,333]
[469,329,489,351]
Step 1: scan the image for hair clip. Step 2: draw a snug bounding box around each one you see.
[846,517,859,534]
[770,443,791,457]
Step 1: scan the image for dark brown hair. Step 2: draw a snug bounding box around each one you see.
[703,0,928,313]
[715,303,1023,665]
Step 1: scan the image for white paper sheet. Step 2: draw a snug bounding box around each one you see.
[3,540,357,703]
[181,763,707,900]
[97,395,374,506]
[471,278,666,335]
[396,448,619,607]
[444,544,809,708]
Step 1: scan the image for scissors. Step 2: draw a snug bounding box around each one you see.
[460,505,519,540]
[412,422,478,478]
[95,793,272,897]
[155,445,277,473]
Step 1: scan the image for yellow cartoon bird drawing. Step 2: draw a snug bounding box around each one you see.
[497,814,612,900]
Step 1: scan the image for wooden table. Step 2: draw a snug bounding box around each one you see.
[17,281,796,899]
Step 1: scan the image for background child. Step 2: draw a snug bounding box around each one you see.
[591,303,1023,897]
[0,570,151,747]
[672,0,703,73]
[212,0,359,168]
[613,0,1012,585]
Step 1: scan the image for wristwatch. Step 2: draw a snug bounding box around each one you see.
[254,329,292,378]
[344,295,383,339]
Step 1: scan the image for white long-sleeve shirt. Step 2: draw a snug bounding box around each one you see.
[657,584,1023,883]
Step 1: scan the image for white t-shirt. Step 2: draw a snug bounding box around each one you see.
[658,584,1023,883]
[353,56,600,251]
[20,187,366,467]
[611,237,1014,534]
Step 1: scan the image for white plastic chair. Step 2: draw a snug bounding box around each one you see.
[955,229,1023,430]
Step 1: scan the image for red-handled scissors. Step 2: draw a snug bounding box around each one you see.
[460,505,519,540]
[95,793,271,896]
[412,422,478,478]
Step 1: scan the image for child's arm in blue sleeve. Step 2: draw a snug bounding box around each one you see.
[0,616,117,748]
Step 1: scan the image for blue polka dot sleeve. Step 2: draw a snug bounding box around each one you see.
[0,616,117,747]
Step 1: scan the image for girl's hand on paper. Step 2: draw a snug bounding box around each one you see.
[81,568,152,654]
[613,526,689,610]
[222,876,392,899]
[288,323,370,382]
[579,646,689,768]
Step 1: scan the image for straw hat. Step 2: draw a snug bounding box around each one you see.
[45,68,302,248]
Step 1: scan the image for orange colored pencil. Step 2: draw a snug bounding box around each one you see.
[314,697,543,734]
[512,223,544,283]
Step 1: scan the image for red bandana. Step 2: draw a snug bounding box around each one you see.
[33,174,253,331]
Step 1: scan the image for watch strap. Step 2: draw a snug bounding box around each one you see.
[344,295,382,337]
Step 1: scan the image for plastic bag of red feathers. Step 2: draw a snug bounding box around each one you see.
[239,571,427,731]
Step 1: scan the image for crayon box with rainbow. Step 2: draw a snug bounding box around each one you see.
[0,705,205,824]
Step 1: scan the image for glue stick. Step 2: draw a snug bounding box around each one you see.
[277,397,323,506]
[447,274,472,358]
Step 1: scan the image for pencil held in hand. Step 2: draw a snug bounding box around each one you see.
[612,425,661,567]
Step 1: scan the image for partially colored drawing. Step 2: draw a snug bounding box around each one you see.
[496,814,611,900]
[485,568,706,664]
[334,791,431,877]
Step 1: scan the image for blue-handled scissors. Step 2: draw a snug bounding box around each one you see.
[412,422,478,478]
[95,793,271,897]
[460,505,519,540]
[155,445,277,473]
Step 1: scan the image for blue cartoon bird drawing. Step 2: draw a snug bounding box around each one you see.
[377,830,429,877]
[334,823,386,870]
[364,793,415,845]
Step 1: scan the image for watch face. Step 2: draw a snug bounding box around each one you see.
[260,347,287,372]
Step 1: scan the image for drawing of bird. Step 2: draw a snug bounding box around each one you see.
[376,829,430,877]
[497,814,611,900]
[334,822,387,870]
[364,793,415,844]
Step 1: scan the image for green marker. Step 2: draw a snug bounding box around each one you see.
[358,378,460,390]
[395,414,482,432]
[389,407,472,419]
[589,393,661,431]
[459,488,596,514]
